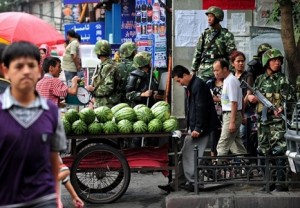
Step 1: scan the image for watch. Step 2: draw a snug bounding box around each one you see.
[76,86,91,105]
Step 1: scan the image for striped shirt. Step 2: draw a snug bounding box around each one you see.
[36,73,68,106]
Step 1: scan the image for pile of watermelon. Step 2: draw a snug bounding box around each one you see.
[62,101,179,135]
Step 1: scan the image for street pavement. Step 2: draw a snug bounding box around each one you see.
[61,172,169,208]
[62,171,300,208]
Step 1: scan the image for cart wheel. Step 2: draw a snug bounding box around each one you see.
[76,139,119,153]
[71,144,130,204]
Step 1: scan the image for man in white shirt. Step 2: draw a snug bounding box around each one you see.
[213,59,247,156]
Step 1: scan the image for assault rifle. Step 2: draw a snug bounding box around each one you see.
[240,80,290,127]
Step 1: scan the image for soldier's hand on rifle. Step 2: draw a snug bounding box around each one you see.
[248,95,258,104]
[274,107,283,118]
[141,90,153,97]
[86,85,95,92]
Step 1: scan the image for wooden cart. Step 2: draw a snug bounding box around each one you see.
[62,132,180,204]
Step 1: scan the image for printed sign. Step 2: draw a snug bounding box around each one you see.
[64,22,105,44]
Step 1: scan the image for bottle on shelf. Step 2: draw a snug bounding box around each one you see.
[141,0,147,23]
[135,0,141,23]
[147,0,153,23]
[152,0,160,22]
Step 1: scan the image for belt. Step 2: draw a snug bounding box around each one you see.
[223,110,242,114]
[203,54,226,59]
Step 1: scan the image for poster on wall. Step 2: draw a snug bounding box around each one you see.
[121,0,136,43]
[203,0,255,10]
[64,22,105,44]
[175,10,227,47]
[135,0,167,68]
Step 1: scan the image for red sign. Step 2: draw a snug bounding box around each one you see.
[203,0,255,10]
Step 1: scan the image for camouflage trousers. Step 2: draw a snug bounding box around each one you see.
[257,120,287,184]
[257,120,286,156]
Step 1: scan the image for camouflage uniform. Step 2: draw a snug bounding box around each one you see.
[117,42,137,102]
[92,40,121,108]
[192,6,236,81]
[254,49,295,190]
[247,43,272,82]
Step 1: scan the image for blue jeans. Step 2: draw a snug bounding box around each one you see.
[64,71,77,86]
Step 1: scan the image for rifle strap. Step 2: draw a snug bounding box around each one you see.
[201,29,221,58]
[92,64,103,93]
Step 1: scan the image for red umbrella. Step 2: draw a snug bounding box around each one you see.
[0,12,65,46]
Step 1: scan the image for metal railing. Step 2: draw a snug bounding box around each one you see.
[193,145,300,194]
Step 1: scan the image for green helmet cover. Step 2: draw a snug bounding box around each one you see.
[119,42,137,58]
[257,43,272,55]
[133,52,151,68]
[205,6,224,21]
[94,40,112,56]
[262,48,284,67]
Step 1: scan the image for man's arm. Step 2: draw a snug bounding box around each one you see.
[50,152,60,183]
[193,80,207,136]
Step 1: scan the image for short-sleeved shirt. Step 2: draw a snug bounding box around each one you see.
[0,88,67,206]
[36,73,68,106]
[62,39,80,72]
[221,73,243,111]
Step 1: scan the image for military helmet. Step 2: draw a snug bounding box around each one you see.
[133,52,151,68]
[94,40,111,56]
[262,48,284,67]
[205,6,224,21]
[119,42,137,58]
[257,43,272,55]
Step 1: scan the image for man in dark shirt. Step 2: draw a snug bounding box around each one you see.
[158,65,220,192]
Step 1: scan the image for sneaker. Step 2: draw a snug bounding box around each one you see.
[179,183,195,192]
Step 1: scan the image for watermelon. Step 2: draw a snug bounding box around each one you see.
[72,120,87,135]
[64,109,79,124]
[135,106,154,123]
[151,101,170,111]
[114,107,136,122]
[103,121,118,134]
[152,106,170,122]
[163,119,178,132]
[148,119,163,133]
[88,122,103,135]
[79,107,95,125]
[62,119,71,135]
[133,120,148,133]
[94,106,113,123]
[117,119,133,134]
[133,104,147,111]
[111,103,130,115]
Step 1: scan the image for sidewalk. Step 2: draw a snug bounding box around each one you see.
[166,184,300,208]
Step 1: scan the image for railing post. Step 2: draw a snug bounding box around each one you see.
[265,154,270,193]
[194,145,199,194]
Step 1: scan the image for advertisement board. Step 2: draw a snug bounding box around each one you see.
[135,0,167,68]
[64,22,105,44]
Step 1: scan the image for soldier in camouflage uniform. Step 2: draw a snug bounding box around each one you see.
[191,6,236,81]
[247,43,272,82]
[126,52,161,147]
[86,40,121,108]
[117,42,138,102]
[126,52,160,107]
[248,49,295,192]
